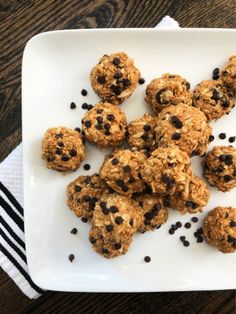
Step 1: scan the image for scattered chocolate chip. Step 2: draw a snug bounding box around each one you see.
[227,235,236,243]
[69,254,74,262]
[55,148,62,155]
[180,236,185,242]
[219,133,226,139]
[161,174,175,188]
[70,148,77,157]
[74,185,82,192]
[84,164,90,171]
[144,256,151,263]
[209,135,215,142]
[191,150,200,156]
[191,217,198,223]
[113,58,120,65]
[81,89,87,96]
[170,116,183,129]
[90,237,96,244]
[114,243,121,250]
[82,103,88,109]
[185,82,191,90]
[85,120,91,128]
[183,240,190,247]
[104,123,110,130]
[123,79,131,87]
[70,102,76,109]
[222,101,230,108]
[110,206,119,213]
[230,221,236,227]
[107,114,115,121]
[57,141,64,148]
[97,109,103,114]
[62,155,69,161]
[176,221,182,228]
[219,154,226,162]
[213,68,220,75]
[224,175,232,182]
[55,133,63,138]
[144,212,154,220]
[184,222,191,229]
[87,104,93,110]
[124,165,131,173]
[75,127,81,133]
[114,72,122,79]
[70,228,77,235]
[96,116,103,124]
[115,216,124,225]
[95,124,102,130]
[105,224,113,232]
[81,217,88,223]
[111,158,119,165]
[139,78,145,84]
[197,236,204,243]
[156,89,167,104]
[172,132,181,140]
[225,154,233,165]
[169,228,175,235]
[97,75,106,84]
[105,130,111,136]
[102,248,109,255]
[211,89,220,101]
[143,124,151,132]
[116,179,128,192]
[229,136,236,143]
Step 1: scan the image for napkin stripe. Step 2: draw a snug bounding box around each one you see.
[0,216,25,250]
[0,195,24,232]
[0,182,23,216]
[0,243,44,294]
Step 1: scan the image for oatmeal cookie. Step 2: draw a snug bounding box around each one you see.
[193,79,235,120]
[204,146,236,192]
[66,173,109,220]
[127,113,156,153]
[133,193,168,232]
[169,176,210,214]
[81,102,127,148]
[89,193,142,258]
[100,149,146,196]
[203,206,236,253]
[42,126,85,172]
[155,103,212,156]
[145,74,192,113]
[140,146,192,195]
[90,52,140,105]
[221,55,236,96]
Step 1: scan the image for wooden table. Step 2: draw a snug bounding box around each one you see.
[0,1,235,312]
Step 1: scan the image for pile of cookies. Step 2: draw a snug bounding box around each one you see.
[42,52,236,257]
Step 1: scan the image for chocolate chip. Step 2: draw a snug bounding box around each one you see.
[70,102,76,109]
[114,243,121,250]
[95,124,102,130]
[74,185,82,192]
[107,114,115,121]
[219,133,226,139]
[97,109,103,114]
[184,222,191,229]
[111,158,119,165]
[197,236,203,243]
[143,124,151,132]
[211,89,220,101]
[156,89,167,104]
[229,136,236,143]
[213,74,219,80]
[85,120,91,128]
[69,254,74,262]
[55,148,62,155]
[114,72,122,79]
[84,164,90,171]
[128,176,135,183]
[180,236,185,242]
[124,165,131,173]
[139,78,145,84]
[104,123,110,130]
[170,116,183,129]
[105,224,113,232]
[81,89,87,96]
[191,217,198,223]
[123,79,131,87]
[214,166,224,173]
[230,221,236,227]
[141,134,148,141]
[227,235,236,243]
[96,116,103,124]
[144,256,151,263]
[163,196,170,207]
[224,175,232,182]
[75,127,81,133]
[113,58,120,65]
[233,169,236,177]
[90,237,96,244]
[97,75,106,84]
[144,212,154,220]
[105,130,111,136]
[70,148,77,157]
[209,135,215,142]
[172,132,181,140]
[102,248,109,255]
[82,103,88,109]
[192,150,200,156]
[169,228,175,235]
[110,206,119,213]
[176,221,182,228]
[213,68,220,75]
[219,154,226,162]
[183,240,190,247]
[225,154,233,165]
[55,133,63,138]
[87,104,93,110]
[185,82,190,90]
[129,219,133,226]
[222,101,230,108]
[115,216,123,225]
[70,228,77,234]
[161,174,175,187]
[62,155,69,161]
[82,195,91,202]
[81,217,88,223]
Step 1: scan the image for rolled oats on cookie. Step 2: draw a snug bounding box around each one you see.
[221,55,236,96]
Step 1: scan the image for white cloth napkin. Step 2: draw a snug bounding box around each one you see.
[0,16,179,299]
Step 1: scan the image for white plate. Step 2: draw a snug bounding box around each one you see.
[22,28,236,292]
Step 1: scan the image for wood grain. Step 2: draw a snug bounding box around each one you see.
[0,0,235,313]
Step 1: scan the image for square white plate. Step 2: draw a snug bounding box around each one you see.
[22,28,236,292]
